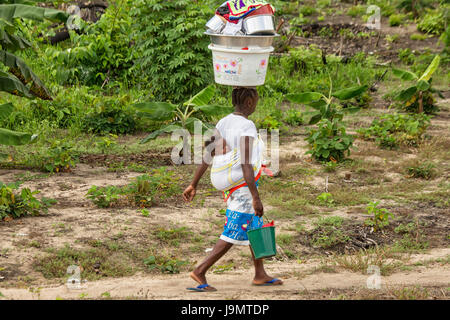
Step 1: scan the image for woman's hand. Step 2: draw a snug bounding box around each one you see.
[182,185,196,202]
[253,197,264,217]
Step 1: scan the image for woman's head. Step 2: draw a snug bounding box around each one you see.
[232,87,259,116]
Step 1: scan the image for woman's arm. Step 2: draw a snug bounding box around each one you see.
[241,136,264,217]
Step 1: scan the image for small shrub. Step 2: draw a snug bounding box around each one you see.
[364,201,394,231]
[82,100,136,135]
[398,48,416,65]
[143,255,188,274]
[309,216,350,249]
[256,115,283,131]
[0,182,55,220]
[306,119,355,162]
[418,9,447,35]
[406,161,436,179]
[283,109,303,126]
[357,113,431,149]
[389,14,404,27]
[347,5,366,17]
[154,227,193,247]
[86,185,122,208]
[300,6,317,16]
[317,192,334,207]
[42,140,77,173]
[86,168,181,208]
[410,33,429,41]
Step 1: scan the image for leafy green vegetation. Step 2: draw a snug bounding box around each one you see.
[391,55,442,114]
[131,0,214,102]
[0,182,55,220]
[357,113,431,149]
[308,216,350,249]
[134,85,232,142]
[364,201,394,231]
[86,168,181,208]
[286,79,367,162]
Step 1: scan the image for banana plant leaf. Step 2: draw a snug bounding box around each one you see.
[0,50,51,99]
[0,127,37,146]
[0,27,31,51]
[286,92,324,104]
[193,104,233,117]
[184,85,215,107]
[134,101,176,121]
[417,80,430,91]
[419,55,440,82]
[141,124,182,143]
[184,117,209,133]
[0,70,33,98]
[395,86,418,101]
[0,4,68,23]
[391,68,418,81]
[332,85,368,100]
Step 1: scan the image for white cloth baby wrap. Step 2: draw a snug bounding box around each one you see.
[210,136,264,192]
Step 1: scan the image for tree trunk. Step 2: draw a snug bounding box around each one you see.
[418,91,424,113]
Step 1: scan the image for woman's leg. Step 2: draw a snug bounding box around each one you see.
[191,239,233,286]
[249,246,283,285]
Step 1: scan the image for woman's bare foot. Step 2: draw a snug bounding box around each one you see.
[190,271,217,291]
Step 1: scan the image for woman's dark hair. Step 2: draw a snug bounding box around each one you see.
[232,87,258,108]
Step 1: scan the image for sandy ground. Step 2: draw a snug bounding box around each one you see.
[1,248,449,300]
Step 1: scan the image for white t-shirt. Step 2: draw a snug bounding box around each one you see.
[215,113,258,151]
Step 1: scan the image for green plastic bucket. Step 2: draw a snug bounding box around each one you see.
[247,225,277,259]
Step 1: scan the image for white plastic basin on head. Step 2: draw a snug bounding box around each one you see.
[208,44,274,87]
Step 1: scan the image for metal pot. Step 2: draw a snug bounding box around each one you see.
[243,15,275,35]
[205,32,279,48]
[205,15,226,34]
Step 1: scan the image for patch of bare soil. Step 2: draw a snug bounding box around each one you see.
[79,150,173,168]
[283,15,442,61]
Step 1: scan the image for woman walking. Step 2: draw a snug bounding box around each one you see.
[182,87,283,292]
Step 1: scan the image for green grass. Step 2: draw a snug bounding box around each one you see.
[33,244,135,280]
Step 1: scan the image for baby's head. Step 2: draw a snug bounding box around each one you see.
[232,87,259,116]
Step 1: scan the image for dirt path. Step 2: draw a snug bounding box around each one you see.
[1,247,449,300]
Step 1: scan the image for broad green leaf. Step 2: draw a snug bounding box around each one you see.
[0,102,13,120]
[391,68,418,81]
[309,99,327,110]
[185,117,205,132]
[332,85,368,100]
[309,113,322,125]
[0,128,36,146]
[193,104,233,117]
[134,102,176,121]
[0,70,33,98]
[417,80,430,91]
[0,29,32,51]
[0,50,51,100]
[141,124,182,143]
[395,86,417,101]
[184,85,215,107]
[0,4,68,23]
[286,92,324,104]
[419,55,440,82]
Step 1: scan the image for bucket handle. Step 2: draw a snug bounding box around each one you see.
[247,215,270,232]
